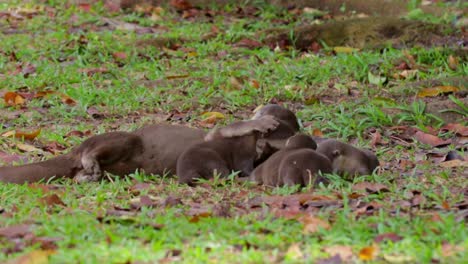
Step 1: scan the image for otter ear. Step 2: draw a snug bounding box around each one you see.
[332,149,341,157]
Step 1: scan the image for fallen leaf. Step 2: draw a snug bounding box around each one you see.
[441,123,468,137]
[0,224,32,239]
[170,0,192,11]
[298,215,330,234]
[285,243,304,261]
[16,143,43,153]
[234,38,263,49]
[333,46,359,53]
[414,131,451,147]
[200,111,225,122]
[9,249,55,264]
[352,182,389,194]
[78,3,92,12]
[374,233,403,243]
[250,79,260,89]
[4,91,25,106]
[323,245,353,261]
[78,67,109,76]
[312,128,323,137]
[439,160,468,168]
[358,245,378,261]
[60,94,76,106]
[368,71,386,86]
[165,74,189,80]
[6,129,41,140]
[417,86,459,97]
[447,55,458,70]
[39,194,66,207]
[383,254,414,263]
[112,52,127,60]
[441,243,465,257]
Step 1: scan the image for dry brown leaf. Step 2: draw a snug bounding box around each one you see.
[0,224,32,239]
[447,55,459,70]
[234,38,263,49]
[441,123,468,137]
[16,129,42,141]
[39,194,66,207]
[414,131,451,147]
[60,94,76,106]
[9,249,55,264]
[112,52,127,60]
[170,0,192,11]
[439,160,468,168]
[312,128,323,137]
[250,79,260,89]
[417,86,459,97]
[298,215,330,234]
[16,143,43,153]
[323,245,353,260]
[165,74,189,80]
[352,182,389,194]
[4,91,25,106]
[358,245,379,261]
[374,233,403,243]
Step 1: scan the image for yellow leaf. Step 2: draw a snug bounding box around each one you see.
[4,92,25,106]
[187,52,197,57]
[359,245,379,261]
[383,254,414,263]
[14,129,41,140]
[447,55,458,70]
[253,104,264,113]
[333,46,359,53]
[200,111,225,121]
[417,86,459,97]
[10,249,55,264]
[16,143,43,153]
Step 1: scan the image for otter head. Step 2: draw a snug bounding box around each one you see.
[252,104,300,132]
[252,104,300,151]
[316,139,379,177]
[285,134,317,150]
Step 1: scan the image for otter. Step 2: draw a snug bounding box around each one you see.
[316,139,380,176]
[177,115,278,185]
[249,134,332,187]
[0,113,280,184]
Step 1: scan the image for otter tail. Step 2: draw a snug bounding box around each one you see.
[0,155,77,184]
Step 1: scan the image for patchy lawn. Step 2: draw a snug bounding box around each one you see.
[0,0,466,263]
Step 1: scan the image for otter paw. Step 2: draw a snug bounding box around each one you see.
[254,115,279,134]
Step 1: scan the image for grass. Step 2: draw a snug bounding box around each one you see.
[0,1,467,263]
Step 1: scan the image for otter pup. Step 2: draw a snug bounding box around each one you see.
[177,115,279,185]
[316,139,379,176]
[249,134,332,187]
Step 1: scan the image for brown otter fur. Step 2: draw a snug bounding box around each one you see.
[249,134,332,187]
[0,116,279,184]
[316,139,379,176]
[177,115,278,185]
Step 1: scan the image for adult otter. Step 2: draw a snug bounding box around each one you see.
[249,134,332,187]
[177,115,278,185]
[0,111,282,184]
